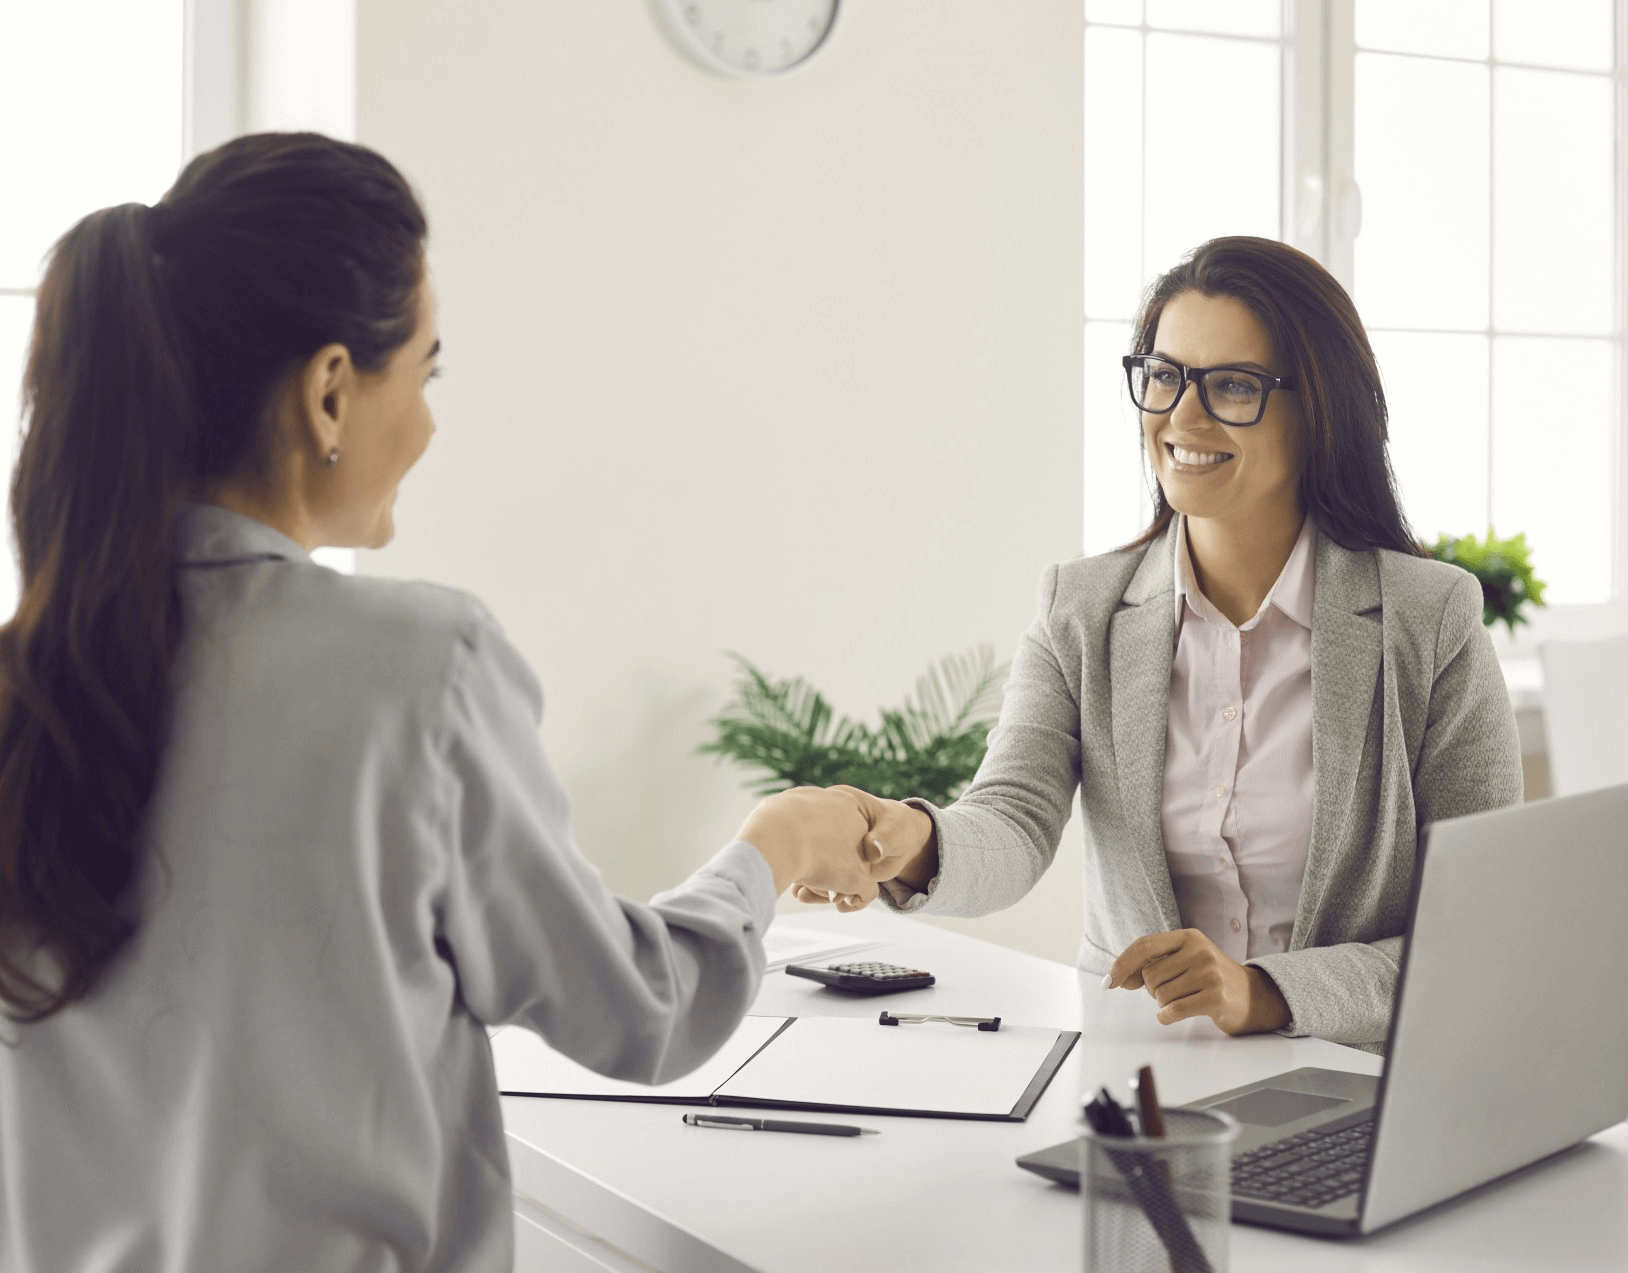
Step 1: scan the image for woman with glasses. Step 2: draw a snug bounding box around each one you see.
[800,236,1522,1053]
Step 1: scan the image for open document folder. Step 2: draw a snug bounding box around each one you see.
[491,1014,1081,1122]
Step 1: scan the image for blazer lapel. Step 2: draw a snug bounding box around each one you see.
[1108,521,1182,927]
[1301,533,1384,932]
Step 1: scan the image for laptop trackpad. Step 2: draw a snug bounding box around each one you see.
[1206,1088,1352,1127]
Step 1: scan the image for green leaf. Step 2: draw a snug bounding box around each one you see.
[1425,529,1548,635]
[697,645,1009,806]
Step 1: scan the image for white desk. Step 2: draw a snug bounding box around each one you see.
[501,909,1628,1272]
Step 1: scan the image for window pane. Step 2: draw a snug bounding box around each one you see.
[1356,0,1490,59]
[1084,321,1150,554]
[1354,53,1489,330]
[1143,33,1280,280]
[1493,68,1613,335]
[1147,0,1281,38]
[1087,0,1144,24]
[1491,337,1614,604]
[1372,331,1490,541]
[0,297,31,622]
[1493,0,1613,71]
[1085,26,1145,321]
[0,0,183,288]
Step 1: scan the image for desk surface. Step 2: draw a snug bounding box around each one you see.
[501,909,1628,1273]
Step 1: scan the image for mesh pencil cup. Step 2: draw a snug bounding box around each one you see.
[1078,1107,1238,1273]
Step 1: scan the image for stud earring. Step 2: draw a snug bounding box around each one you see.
[325,447,340,466]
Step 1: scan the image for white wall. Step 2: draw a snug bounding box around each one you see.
[354,1,1086,963]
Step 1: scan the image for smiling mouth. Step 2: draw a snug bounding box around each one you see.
[1166,442,1235,469]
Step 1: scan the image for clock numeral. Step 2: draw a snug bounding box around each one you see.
[684,3,700,26]
[712,31,725,53]
[743,47,760,70]
[780,38,794,65]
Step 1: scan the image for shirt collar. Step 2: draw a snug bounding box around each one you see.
[174,503,312,567]
[1172,513,1318,632]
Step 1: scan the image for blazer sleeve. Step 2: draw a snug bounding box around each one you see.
[430,611,778,1084]
[1248,569,1523,1049]
[879,563,1084,916]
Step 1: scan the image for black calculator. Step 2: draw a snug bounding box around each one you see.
[783,961,936,995]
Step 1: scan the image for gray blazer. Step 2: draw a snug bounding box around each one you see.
[0,506,778,1273]
[897,520,1523,1050]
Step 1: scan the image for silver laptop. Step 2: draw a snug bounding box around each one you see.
[1017,783,1628,1237]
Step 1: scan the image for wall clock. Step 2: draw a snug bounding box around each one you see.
[655,0,840,78]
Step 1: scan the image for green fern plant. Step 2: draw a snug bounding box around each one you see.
[1426,530,1547,634]
[698,645,1008,805]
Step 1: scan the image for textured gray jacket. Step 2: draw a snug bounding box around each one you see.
[893,520,1523,1050]
[0,506,776,1273]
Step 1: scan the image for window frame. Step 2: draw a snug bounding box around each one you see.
[1309,0,1628,650]
[2,1,359,597]
[1088,0,1628,649]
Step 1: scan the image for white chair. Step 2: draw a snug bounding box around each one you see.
[1539,634,1628,796]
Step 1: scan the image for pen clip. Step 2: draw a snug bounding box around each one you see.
[878,1010,1001,1031]
[683,1114,754,1131]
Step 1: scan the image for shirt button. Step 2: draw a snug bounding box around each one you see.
[1223,707,1237,721]
[1230,918,1242,933]
[1213,785,1227,798]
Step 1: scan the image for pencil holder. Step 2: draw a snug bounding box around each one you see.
[1078,1107,1238,1273]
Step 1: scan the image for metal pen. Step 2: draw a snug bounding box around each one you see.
[682,1113,878,1137]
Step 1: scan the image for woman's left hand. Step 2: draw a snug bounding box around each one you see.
[1103,928,1291,1036]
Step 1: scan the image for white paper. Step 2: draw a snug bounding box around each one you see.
[713,1016,1066,1117]
[760,923,881,972]
[491,1015,791,1101]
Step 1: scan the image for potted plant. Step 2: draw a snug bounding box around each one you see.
[698,645,1007,805]
[1425,530,1547,634]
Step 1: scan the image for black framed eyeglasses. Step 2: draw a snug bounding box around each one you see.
[1121,354,1295,427]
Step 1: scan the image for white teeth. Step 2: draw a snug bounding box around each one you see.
[1170,444,1232,467]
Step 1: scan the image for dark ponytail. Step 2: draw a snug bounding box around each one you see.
[0,133,427,1021]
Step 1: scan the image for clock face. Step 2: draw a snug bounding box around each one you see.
[657,0,840,78]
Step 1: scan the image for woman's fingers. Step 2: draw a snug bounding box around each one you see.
[1143,963,1202,1005]
[1104,928,1261,1033]
[790,884,869,910]
[1104,929,1191,990]
[1156,988,1220,1026]
[769,785,923,908]
[867,804,930,879]
[831,785,928,881]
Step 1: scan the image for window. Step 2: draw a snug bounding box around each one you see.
[0,0,185,620]
[1083,1,1291,554]
[0,0,358,620]
[1084,0,1627,644]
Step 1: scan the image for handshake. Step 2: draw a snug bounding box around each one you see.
[736,785,938,913]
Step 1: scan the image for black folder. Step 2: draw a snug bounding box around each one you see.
[492,1013,1080,1122]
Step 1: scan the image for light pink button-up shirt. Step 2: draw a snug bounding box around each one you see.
[1161,514,1316,963]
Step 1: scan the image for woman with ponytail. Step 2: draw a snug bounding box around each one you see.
[0,133,880,1273]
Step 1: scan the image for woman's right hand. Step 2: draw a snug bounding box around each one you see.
[737,786,878,903]
[788,785,938,912]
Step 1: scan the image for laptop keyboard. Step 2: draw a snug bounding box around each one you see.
[1232,1117,1376,1210]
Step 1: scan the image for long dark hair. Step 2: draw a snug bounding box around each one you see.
[1125,236,1421,557]
[0,133,427,1022]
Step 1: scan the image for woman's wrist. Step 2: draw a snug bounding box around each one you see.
[890,806,939,893]
[1243,965,1292,1033]
[736,799,813,895]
